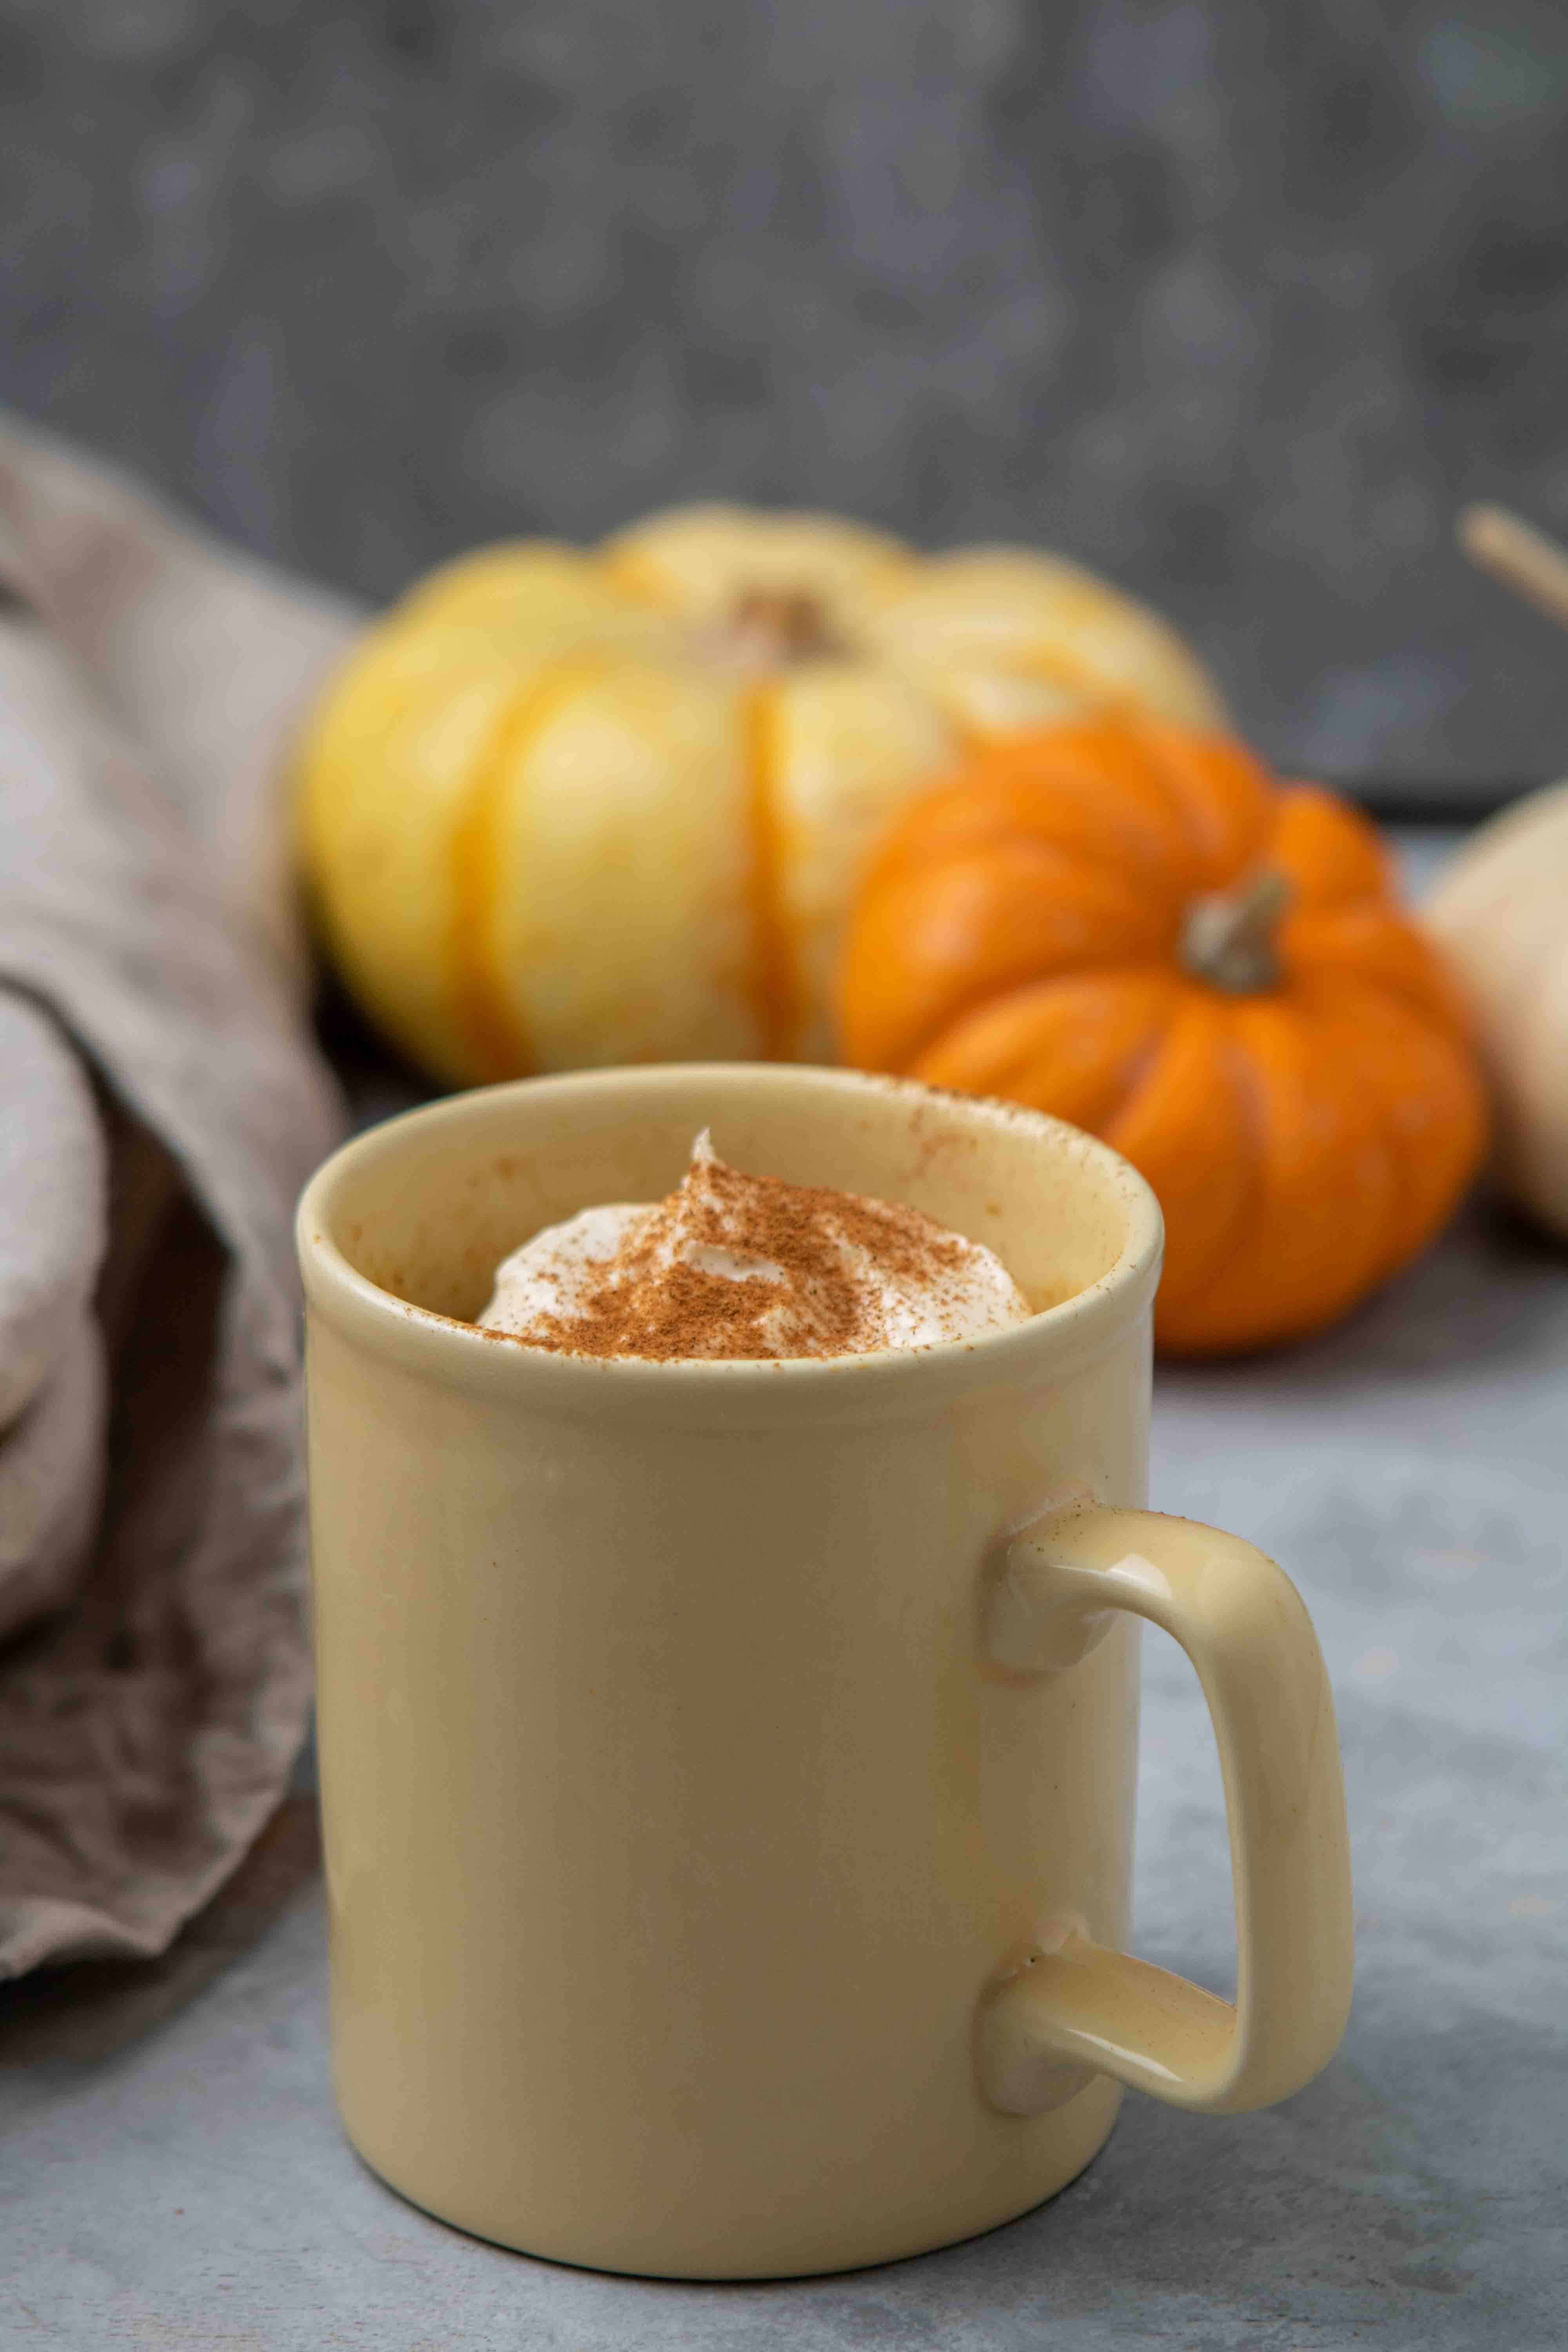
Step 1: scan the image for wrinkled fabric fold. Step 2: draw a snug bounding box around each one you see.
[0,423,359,1976]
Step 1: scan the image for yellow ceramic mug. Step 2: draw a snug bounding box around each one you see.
[297,1065,1352,2280]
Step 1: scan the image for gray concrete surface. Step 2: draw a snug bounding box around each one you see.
[4,2,1568,797]
[2,833,1564,2346]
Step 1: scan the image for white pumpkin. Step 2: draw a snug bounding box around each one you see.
[296,505,1228,1086]
[1423,780,1568,1238]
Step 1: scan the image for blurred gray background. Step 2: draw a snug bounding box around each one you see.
[3,0,1566,802]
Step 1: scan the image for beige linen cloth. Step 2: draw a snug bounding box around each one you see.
[0,412,362,1976]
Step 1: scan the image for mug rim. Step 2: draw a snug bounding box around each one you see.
[296,1066,1163,1423]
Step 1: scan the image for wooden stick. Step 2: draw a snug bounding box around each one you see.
[1458,502,1568,636]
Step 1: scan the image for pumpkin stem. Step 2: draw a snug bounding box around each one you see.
[1180,867,1293,994]
[707,588,846,672]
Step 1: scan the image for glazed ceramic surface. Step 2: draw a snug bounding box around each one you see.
[297,1066,1352,2279]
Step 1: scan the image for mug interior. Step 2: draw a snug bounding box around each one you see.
[306,1066,1158,1337]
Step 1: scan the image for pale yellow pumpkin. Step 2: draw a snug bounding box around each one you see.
[1422,780,1568,1239]
[296,504,1227,1085]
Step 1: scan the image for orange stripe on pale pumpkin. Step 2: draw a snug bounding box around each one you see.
[742,682,799,1060]
[448,657,611,1083]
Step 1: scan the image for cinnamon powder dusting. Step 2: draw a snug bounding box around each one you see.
[479,1133,1029,1362]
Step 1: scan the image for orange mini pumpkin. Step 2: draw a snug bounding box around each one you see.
[839,719,1489,1353]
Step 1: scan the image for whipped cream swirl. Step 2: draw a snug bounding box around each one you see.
[478,1131,1030,1361]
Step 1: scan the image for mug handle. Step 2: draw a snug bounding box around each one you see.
[975,1504,1354,2116]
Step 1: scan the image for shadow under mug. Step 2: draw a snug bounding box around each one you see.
[296,1065,1353,2279]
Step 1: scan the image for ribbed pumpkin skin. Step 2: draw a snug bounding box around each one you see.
[294,506,1227,1088]
[839,720,1490,1354]
[1422,779,1568,1241]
